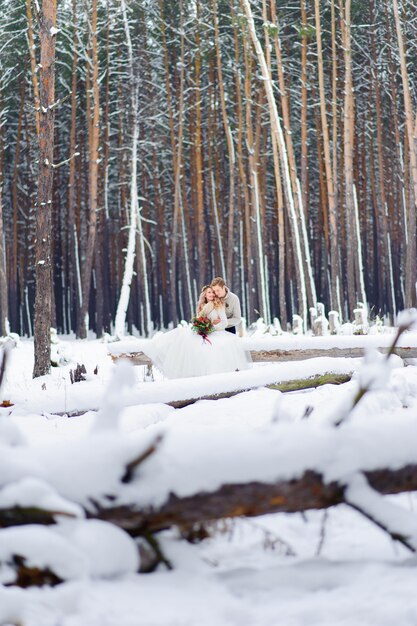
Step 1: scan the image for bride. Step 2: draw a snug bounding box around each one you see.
[145,285,250,379]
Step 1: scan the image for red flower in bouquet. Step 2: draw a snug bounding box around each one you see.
[191,315,214,344]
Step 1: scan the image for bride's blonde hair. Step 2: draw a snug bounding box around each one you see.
[196,285,223,315]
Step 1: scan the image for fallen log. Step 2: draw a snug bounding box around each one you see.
[92,464,417,535]
[269,372,351,393]
[54,372,352,415]
[110,351,152,366]
[110,346,417,366]
[2,465,417,536]
[166,373,351,409]
[0,506,62,528]
[251,346,417,361]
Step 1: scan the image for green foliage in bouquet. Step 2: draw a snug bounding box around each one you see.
[191,316,214,343]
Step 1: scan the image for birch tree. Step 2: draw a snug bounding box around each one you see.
[241,0,307,325]
[113,0,139,338]
[268,0,316,312]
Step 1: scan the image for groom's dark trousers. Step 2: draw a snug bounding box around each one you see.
[226,326,236,334]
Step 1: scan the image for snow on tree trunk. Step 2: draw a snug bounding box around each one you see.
[239,220,247,321]
[26,0,40,139]
[77,0,100,339]
[0,182,8,336]
[353,184,366,308]
[314,0,341,315]
[342,0,357,314]
[210,172,226,280]
[241,0,307,327]
[114,98,138,338]
[268,0,316,314]
[296,178,317,309]
[180,194,194,319]
[115,0,152,338]
[393,0,417,308]
[213,0,235,283]
[168,0,186,326]
[252,171,268,324]
[137,214,152,337]
[33,0,56,377]
[387,231,396,319]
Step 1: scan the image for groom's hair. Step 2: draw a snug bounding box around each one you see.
[211,276,226,288]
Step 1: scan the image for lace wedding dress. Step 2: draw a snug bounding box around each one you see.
[145,305,250,379]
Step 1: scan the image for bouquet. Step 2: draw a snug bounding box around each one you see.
[191,315,214,344]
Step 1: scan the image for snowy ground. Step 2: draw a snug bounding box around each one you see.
[1,333,417,625]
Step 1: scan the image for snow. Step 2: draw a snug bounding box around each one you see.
[0,477,83,517]
[55,519,140,578]
[396,308,417,329]
[0,524,89,584]
[345,473,417,549]
[1,332,417,624]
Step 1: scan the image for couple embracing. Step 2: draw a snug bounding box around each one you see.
[197,277,242,335]
[146,277,250,379]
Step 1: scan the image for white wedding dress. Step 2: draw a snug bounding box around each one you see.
[145,306,250,379]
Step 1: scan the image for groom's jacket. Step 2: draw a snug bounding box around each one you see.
[223,289,242,330]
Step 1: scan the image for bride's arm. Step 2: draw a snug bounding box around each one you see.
[199,302,214,317]
[213,307,227,330]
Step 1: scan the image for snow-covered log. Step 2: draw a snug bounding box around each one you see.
[92,464,417,537]
[107,331,417,366]
[109,346,417,366]
[152,372,351,410]
[2,401,417,543]
[1,450,417,547]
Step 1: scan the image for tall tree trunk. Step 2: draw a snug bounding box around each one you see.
[194,0,205,290]
[300,0,310,231]
[341,0,359,313]
[314,0,341,314]
[33,0,57,378]
[0,134,7,336]
[0,75,8,336]
[206,61,226,280]
[232,5,253,322]
[213,0,235,283]
[11,80,26,333]
[269,0,316,314]
[78,0,100,338]
[67,0,80,333]
[114,0,138,338]
[94,0,112,336]
[331,0,339,242]
[242,31,264,320]
[26,0,40,139]
[262,0,285,324]
[169,0,187,325]
[384,3,405,308]
[242,0,307,325]
[369,0,394,317]
[392,0,417,309]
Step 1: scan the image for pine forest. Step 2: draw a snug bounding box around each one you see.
[1,0,416,342]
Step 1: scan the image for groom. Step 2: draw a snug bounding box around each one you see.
[211,276,242,335]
